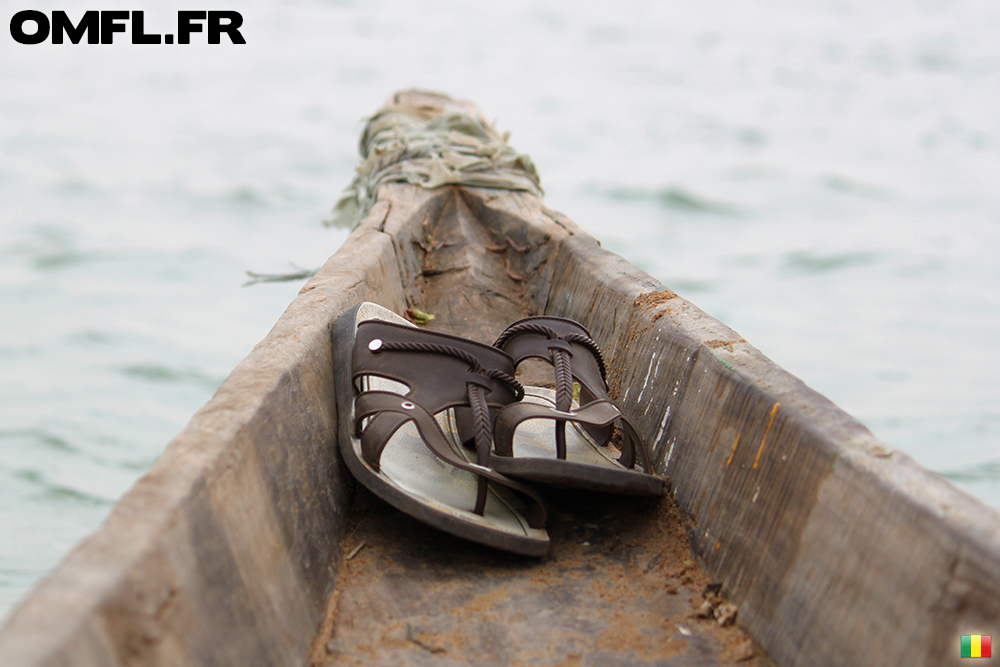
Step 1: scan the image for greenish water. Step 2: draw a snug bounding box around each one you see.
[2,0,999,621]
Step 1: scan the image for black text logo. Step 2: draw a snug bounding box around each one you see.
[9,10,245,45]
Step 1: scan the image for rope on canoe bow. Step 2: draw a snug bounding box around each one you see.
[327,91,544,229]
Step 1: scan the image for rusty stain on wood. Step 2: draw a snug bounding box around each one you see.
[726,433,741,467]
[705,339,745,349]
[752,403,781,470]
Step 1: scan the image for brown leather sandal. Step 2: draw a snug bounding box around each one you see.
[491,316,663,496]
[332,303,549,556]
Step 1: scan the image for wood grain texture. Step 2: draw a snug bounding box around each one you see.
[542,224,1000,667]
[0,199,410,667]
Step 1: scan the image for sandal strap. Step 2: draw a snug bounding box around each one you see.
[354,321,522,411]
[493,399,653,473]
[493,317,608,412]
[617,414,653,472]
[373,339,524,400]
[495,318,608,380]
[351,320,544,524]
[354,391,547,528]
[493,316,655,473]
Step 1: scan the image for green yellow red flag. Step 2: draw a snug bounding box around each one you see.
[961,635,992,658]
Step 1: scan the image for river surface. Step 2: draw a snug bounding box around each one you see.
[2,0,999,619]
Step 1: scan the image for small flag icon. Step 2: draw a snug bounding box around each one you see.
[962,635,992,658]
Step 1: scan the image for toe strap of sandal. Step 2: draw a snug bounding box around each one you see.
[492,399,654,473]
[494,318,608,411]
[354,391,547,529]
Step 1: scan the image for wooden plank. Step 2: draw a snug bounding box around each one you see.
[0,200,410,666]
[542,226,1000,667]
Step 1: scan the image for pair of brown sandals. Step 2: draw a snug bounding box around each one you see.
[333,303,662,556]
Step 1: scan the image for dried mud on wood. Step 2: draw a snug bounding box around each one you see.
[634,290,680,324]
[312,488,771,667]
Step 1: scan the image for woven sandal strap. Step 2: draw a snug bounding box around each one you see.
[494,317,613,457]
[494,320,608,381]
[467,382,492,515]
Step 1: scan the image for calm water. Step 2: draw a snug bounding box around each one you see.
[2,0,998,619]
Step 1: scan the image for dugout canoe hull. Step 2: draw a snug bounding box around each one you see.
[1,92,998,667]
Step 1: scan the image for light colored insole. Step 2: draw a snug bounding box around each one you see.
[360,376,540,538]
[509,387,625,469]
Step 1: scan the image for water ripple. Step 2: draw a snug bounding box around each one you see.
[120,363,224,392]
[12,470,114,507]
[603,185,744,216]
[0,429,78,454]
[782,250,882,275]
[941,461,1000,483]
[823,175,893,200]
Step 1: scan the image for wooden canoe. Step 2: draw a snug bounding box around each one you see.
[1,91,998,667]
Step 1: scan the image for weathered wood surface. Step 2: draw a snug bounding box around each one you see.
[0,193,408,666]
[541,225,1000,667]
[2,91,998,667]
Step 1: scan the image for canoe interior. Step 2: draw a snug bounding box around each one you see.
[309,185,767,666]
[1,91,998,667]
